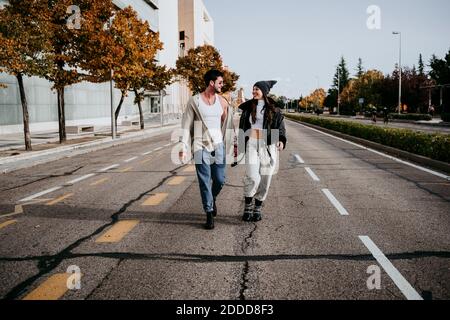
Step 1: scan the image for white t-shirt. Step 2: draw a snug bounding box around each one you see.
[251,100,265,130]
[198,94,224,144]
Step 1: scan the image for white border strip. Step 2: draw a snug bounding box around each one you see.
[99,164,119,172]
[124,157,138,163]
[66,174,96,185]
[359,236,423,300]
[292,121,449,180]
[294,154,305,164]
[305,167,320,181]
[19,186,62,202]
[322,189,349,216]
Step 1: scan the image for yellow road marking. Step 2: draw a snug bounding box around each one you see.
[0,205,23,219]
[142,193,168,206]
[0,199,52,219]
[95,220,139,243]
[167,176,186,185]
[140,157,153,164]
[90,178,110,186]
[23,273,82,300]
[183,165,196,173]
[0,220,17,230]
[120,167,133,173]
[46,193,74,206]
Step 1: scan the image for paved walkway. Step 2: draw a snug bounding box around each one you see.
[293,113,450,135]
[0,116,180,156]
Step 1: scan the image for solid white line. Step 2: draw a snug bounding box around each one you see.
[19,186,62,202]
[154,147,163,151]
[305,167,320,181]
[359,236,423,300]
[294,154,305,164]
[124,157,138,163]
[99,164,119,172]
[321,189,349,216]
[142,151,153,156]
[66,174,96,185]
[292,121,449,181]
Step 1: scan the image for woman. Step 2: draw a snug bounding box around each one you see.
[237,81,287,222]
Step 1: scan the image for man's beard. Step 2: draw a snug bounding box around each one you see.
[214,87,222,94]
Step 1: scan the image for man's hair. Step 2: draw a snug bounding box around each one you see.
[204,69,224,88]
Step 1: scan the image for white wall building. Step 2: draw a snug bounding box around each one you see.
[0,0,183,134]
[179,0,214,50]
[178,0,215,108]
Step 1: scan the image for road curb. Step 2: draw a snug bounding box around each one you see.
[0,124,180,174]
[287,118,450,175]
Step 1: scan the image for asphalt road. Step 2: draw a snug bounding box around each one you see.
[0,119,449,300]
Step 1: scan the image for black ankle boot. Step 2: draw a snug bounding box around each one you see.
[212,199,217,217]
[205,211,215,230]
[252,205,263,222]
[242,204,253,222]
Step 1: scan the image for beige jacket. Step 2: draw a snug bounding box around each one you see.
[179,94,236,159]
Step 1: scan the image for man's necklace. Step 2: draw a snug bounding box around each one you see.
[203,93,215,106]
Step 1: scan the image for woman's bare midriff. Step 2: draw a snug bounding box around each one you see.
[250,129,264,140]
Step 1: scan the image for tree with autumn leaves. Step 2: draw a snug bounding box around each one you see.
[103,7,173,131]
[176,45,239,95]
[0,1,174,148]
[45,0,114,143]
[299,88,326,112]
[0,0,114,145]
[0,0,53,150]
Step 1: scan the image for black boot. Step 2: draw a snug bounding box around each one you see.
[205,211,215,230]
[242,201,253,222]
[252,201,263,222]
[212,199,217,217]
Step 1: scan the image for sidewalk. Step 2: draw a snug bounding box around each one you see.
[292,113,450,135]
[0,118,181,174]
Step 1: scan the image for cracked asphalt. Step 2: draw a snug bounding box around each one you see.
[0,120,449,300]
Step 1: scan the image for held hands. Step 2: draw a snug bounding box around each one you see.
[276,142,284,151]
[179,151,187,164]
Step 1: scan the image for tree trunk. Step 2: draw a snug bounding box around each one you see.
[115,91,125,132]
[16,73,32,151]
[57,86,66,143]
[134,89,145,130]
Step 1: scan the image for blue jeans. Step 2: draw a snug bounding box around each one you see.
[194,143,227,213]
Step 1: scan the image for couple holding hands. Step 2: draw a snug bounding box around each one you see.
[179,69,287,230]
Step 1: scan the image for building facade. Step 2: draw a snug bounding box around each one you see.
[178,0,215,108]
[0,0,185,134]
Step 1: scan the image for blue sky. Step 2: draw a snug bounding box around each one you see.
[204,0,450,99]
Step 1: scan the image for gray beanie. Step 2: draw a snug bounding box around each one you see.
[254,80,277,96]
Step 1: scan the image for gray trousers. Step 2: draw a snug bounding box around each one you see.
[243,137,278,202]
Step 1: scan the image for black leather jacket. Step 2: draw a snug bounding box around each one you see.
[238,98,287,152]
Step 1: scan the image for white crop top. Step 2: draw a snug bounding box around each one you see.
[198,94,224,144]
[251,100,265,130]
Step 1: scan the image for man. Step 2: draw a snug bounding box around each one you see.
[383,107,389,124]
[179,70,236,230]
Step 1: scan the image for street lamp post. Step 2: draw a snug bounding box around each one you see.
[109,16,116,139]
[110,70,116,139]
[393,31,402,115]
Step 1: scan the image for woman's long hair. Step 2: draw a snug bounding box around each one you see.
[251,94,276,126]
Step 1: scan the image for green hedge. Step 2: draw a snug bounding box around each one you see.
[286,114,450,163]
[389,113,433,121]
[441,113,450,122]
